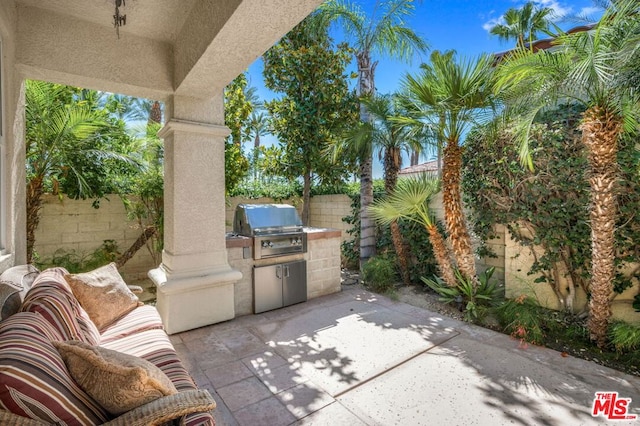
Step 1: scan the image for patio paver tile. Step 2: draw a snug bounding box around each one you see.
[216,328,269,357]
[255,363,309,394]
[241,350,289,374]
[204,360,254,388]
[232,396,297,426]
[275,382,335,419]
[216,376,272,412]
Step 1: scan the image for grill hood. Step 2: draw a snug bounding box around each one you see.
[233,204,303,236]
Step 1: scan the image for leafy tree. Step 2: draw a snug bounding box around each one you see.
[495,0,640,347]
[25,80,135,263]
[489,1,555,49]
[319,0,427,270]
[464,104,640,315]
[263,15,359,224]
[401,50,496,283]
[224,73,251,192]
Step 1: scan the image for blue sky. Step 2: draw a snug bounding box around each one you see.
[246,0,601,177]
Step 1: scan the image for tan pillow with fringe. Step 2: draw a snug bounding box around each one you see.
[53,340,178,416]
[64,263,142,330]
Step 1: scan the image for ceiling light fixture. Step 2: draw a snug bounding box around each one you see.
[113,0,126,39]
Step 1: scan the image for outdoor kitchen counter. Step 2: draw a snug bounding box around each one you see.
[226,228,342,316]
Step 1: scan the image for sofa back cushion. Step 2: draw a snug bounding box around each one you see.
[20,267,101,345]
[0,311,109,425]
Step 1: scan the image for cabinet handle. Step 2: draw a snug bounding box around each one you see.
[284,265,290,278]
[276,265,282,279]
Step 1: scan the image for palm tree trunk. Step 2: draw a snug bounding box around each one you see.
[359,157,376,270]
[26,177,45,264]
[426,224,457,287]
[357,50,378,271]
[442,142,477,282]
[581,106,622,348]
[384,147,410,285]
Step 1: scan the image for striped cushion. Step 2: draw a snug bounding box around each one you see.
[99,305,165,345]
[20,268,101,345]
[101,329,215,425]
[0,311,109,425]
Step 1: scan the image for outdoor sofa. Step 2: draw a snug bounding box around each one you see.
[0,263,216,425]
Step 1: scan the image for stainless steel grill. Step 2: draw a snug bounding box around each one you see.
[233,204,307,260]
[233,203,308,314]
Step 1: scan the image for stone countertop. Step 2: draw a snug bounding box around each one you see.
[226,227,341,248]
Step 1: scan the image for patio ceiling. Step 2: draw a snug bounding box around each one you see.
[14,0,322,99]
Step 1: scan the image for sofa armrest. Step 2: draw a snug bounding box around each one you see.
[102,389,216,426]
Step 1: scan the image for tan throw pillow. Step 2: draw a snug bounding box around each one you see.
[64,263,142,330]
[53,340,178,416]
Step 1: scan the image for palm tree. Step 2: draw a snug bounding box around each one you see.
[25,80,132,263]
[401,50,496,283]
[495,0,640,347]
[348,94,422,284]
[247,111,270,181]
[370,174,456,287]
[489,1,555,49]
[320,0,427,271]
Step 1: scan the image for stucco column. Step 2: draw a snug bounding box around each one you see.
[149,94,241,334]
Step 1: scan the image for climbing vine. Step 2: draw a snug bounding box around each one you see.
[462,104,640,312]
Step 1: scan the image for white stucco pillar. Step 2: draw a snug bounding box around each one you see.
[149,94,241,334]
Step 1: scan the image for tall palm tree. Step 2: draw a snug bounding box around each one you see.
[489,1,555,49]
[25,80,131,263]
[320,0,427,271]
[370,174,457,287]
[348,94,422,284]
[495,0,640,347]
[247,111,270,181]
[402,50,496,283]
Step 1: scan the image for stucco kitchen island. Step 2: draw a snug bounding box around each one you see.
[226,228,342,317]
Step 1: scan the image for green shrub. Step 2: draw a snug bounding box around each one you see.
[422,267,499,322]
[361,255,398,294]
[609,321,640,353]
[35,240,120,273]
[495,295,545,345]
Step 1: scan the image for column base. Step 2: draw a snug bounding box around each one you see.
[149,265,242,334]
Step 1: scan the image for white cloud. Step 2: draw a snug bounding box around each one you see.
[579,6,601,17]
[482,16,505,32]
[533,0,573,19]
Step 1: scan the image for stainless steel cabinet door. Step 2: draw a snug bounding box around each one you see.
[283,260,307,307]
[254,264,283,314]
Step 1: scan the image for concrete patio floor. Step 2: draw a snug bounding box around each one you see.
[171,286,640,426]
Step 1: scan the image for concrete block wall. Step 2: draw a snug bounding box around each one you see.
[34,195,157,284]
[308,194,352,243]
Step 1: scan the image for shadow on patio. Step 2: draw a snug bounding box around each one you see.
[170,286,640,426]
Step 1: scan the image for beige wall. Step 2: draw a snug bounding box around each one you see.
[33,195,157,284]
[486,224,639,325]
